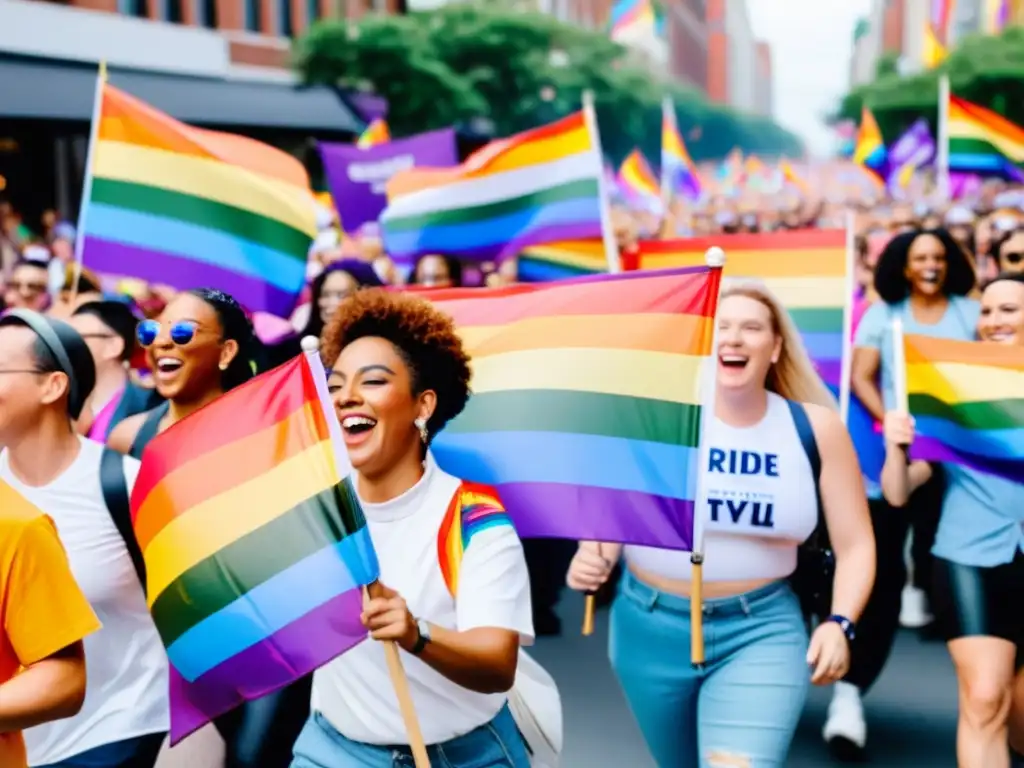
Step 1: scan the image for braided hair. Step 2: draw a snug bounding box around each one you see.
[186,288,257,391]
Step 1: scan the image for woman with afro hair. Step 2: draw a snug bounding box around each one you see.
[293,290,533,768]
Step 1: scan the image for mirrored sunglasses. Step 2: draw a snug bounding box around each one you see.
[137,319,199,347]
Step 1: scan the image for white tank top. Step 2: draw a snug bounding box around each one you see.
[625,392,819,582]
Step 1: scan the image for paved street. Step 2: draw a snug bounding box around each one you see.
[159,593,958,767]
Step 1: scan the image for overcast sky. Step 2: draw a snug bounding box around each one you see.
[747,0,873,157]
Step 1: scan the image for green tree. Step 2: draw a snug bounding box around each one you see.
[294,2,803,161]
[833,26,1024,141]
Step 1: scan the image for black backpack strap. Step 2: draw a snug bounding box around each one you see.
[129,403,169,460]
[100,446,147,593]
[785,399,829,547]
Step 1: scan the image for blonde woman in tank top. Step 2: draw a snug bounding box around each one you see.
[567,283,877,768]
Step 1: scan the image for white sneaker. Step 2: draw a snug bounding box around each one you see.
[823,682,867,761]
[899,584,934,628]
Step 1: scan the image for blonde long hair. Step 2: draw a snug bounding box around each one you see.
[719,280,838,410]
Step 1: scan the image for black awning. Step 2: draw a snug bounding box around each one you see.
[0,53,363,133]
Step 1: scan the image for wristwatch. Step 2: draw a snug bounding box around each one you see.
[411,618,431,655]
[826,614,856,642]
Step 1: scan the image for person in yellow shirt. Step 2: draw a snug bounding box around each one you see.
[0,480,100,768]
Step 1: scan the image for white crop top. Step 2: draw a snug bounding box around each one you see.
[625,392,820,582]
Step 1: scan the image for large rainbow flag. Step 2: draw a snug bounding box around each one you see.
[131,352,379,742]
[429,266,721,550]
[380,112,603,265]
[357,118,390,149]
[517,239,609,282]
[903,334,1023,480]
[948,95,1024,181]
[82,83,317,317]
[636,231,849,395]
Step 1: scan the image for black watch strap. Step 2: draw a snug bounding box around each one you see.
[410,619,430,655]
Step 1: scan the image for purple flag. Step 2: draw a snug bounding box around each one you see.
[886,119,935,194]
[319,128,459,233]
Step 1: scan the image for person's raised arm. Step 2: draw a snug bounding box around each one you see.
[851,303,888,422]
[878,410,933,508]
[0,515,100,732]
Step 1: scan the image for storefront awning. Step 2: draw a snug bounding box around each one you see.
[0,53,363,134]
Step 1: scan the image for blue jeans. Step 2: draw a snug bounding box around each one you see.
[290,706,530,768]
[610,569,810,768]
[35,732,165,768]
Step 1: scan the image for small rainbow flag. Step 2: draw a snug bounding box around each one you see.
[357,118,390,149]
[428,266,721,549]
[903,334,1023,480]
[948,95,1024,181]
[381,112,603,265]
[636,231,849,395]
[853,106,887,186]
[983,0,1010,33]
[517,239,609,282]
[609,0,656,41]
[617,149,662,213]
[923,0,955,68]
[662,102,701,202]
[82,84,316,318]
[131,352,379,742]
[438,482,513,596]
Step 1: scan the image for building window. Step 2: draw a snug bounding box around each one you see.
[166,0,183,22]
[118,0,148,17]
[280,0,294,35]
[307,0,318,24]
[244,0,260,30]
[199,0,217,26]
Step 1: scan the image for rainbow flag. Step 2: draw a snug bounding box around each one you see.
[904,334,1023,480]
[617,149,662,213]
[661,100,701,201]
[131,352,379,743]
[923,0,955,68]
[636,231,849,395]
[983,0,1010,33]
[853,106,887,186]
[357,118,390,149]
[948,95,1024,181]
[609,0,656,41]
[518,239,609,282]
[429,266,722,549]
[82,84,316,318]
[380,112,603,265]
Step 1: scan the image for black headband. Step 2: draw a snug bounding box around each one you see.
[4,309,81,416]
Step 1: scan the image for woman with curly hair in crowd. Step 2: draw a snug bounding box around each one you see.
[292,289,533,767]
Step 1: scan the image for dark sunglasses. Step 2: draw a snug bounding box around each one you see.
[137,319,199,347]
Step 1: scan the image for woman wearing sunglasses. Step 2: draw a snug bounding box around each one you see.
[107,288,311,768]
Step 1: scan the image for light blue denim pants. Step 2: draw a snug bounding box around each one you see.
[290,705,530,768]
[610,569,810,768]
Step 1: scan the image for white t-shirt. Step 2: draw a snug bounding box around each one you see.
[0,437,169,765]
[625,392,820,582]
[313,455,534,746]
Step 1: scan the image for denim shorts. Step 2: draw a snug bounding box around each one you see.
[290,705,530,768]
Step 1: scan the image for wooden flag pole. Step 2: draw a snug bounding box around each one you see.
[364,583,431,767]
[690,245,727,667]
[580,544,602,636]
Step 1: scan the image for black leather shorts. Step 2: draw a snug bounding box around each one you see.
[932,553,1024,654]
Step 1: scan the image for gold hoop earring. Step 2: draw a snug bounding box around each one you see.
[414,418,428,443]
